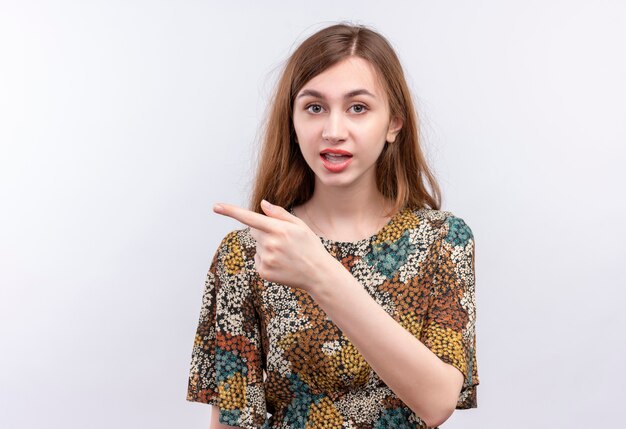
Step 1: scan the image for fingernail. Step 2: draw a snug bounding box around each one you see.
[261,199,272,210]
[213,203,224,213]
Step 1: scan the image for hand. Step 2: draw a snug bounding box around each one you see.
[213,199,334,293]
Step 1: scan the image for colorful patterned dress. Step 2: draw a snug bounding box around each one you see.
[186,206,479,429]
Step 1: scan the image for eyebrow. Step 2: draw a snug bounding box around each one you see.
[296,88,377,100]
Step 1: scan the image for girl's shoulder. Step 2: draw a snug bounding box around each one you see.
[413,207,472,225]
[412,207,455,221]
[216,226,256,253]
[410,207,474,243]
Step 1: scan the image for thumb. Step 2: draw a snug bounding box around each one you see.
[260,199,296,222]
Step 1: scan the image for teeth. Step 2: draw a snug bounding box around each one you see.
[323,153,350,164]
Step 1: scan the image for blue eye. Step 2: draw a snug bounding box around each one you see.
[306,104,323,114]
[351,104,368,114]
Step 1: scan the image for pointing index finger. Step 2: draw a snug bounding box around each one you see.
[213,203,277,232]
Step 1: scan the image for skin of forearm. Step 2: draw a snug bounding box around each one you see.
[306,255,461,428]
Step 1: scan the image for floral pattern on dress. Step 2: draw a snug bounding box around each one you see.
[187,207,479,428]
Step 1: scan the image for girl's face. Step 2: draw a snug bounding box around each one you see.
[292,56,402,191]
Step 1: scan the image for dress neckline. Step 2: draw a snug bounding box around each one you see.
[288,205,410,246]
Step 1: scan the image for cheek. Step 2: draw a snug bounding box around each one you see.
[293,124,320,152]
[292,116,307,140]
[354,121,389,146]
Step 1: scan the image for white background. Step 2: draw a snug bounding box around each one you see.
[1,1,625,428]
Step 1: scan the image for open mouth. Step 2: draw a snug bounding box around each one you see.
[321,153,352,163]
[319,150,353,172]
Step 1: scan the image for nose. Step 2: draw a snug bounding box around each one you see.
[322,110,348,143]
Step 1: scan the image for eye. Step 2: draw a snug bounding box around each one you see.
[305,104,324,114]
[350,104,368,114]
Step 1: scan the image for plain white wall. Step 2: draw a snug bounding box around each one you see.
[1,1,624,428]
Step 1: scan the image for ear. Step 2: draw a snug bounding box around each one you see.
[386,117,403,143]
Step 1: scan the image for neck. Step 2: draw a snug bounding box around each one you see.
[300,176,396,240]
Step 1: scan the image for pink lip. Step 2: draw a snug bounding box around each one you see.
[320,152,353,173]
[320,148,353,156]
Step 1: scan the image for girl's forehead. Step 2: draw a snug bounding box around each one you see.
[298,57,385,98]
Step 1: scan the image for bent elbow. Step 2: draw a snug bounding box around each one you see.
[423,406,455,428]
[424,364,462,427]
[420,398,456,428]
[412,367,462,427]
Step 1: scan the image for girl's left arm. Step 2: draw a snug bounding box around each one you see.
[307,257,463,429]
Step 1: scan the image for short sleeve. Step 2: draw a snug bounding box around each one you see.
[419,214,479,409]
[186,230,269,428]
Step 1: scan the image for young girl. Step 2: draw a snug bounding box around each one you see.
[187,22,479,429]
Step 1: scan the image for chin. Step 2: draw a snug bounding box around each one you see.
[313,172,360,189]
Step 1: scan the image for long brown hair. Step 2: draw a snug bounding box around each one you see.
[249,22,441,215]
